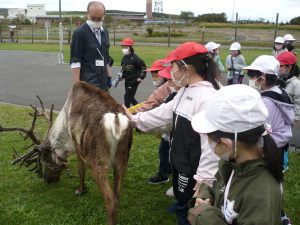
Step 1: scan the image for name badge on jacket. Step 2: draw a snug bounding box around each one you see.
[95,60,104,67]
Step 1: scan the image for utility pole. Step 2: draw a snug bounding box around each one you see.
[58,0,64,64]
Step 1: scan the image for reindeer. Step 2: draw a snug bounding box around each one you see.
[0,81,133,225]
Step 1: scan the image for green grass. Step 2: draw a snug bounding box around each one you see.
[0,104,176,225]
[0,104,300,225]
[0,42,286,67]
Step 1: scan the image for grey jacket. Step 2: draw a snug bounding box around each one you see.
[225,54,246,79]
[286,76,300,120]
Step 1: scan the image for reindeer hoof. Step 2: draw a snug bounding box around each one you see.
[75,186,87,196]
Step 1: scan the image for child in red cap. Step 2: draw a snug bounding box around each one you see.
[120,38,147,108]
[277,51,300,150]
[124,42,221,225]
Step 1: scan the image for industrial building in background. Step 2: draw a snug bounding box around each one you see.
[146,0,153,19]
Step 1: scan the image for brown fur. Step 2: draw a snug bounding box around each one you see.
[47,82,133,225]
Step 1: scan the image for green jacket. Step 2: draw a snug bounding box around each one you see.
[192,159,282,225]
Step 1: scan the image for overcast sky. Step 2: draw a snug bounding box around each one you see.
[1,0,299,22]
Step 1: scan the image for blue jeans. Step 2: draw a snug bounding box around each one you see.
[158,138,171,177]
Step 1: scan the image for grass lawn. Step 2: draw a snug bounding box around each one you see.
[0,42,292,67]
[0,104,300,225]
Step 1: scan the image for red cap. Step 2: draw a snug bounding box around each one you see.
[163,42,208,63]
[121,38,134,46]
[145,59,165,72]
[158,66,172,79]
[277,52,297,65]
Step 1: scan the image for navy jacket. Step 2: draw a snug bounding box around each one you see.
[70,23,110,90]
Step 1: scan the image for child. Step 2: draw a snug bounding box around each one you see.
[277,52,300,150]
[205,42,225,72]
[124,42,220,224]
[245,55,294,225]
[272,36,287,58]
[121,38,147,108]
[189,84,283,225]
[225,42,246,85]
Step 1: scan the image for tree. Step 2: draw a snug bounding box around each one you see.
[194,13,227,23]
[179,11,194,21]
[23,18,31,25]
[290,16,300,25]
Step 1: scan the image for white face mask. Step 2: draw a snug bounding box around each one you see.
[152,79,165,87]
[122,48,130,55]
[168,86,177,92]
[249,78,261,92]
[171,71,185,87]
[171,61,187,87]
[88,20,103,30]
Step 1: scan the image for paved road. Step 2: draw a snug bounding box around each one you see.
[0,50,154,110]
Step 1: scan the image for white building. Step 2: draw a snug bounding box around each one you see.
[26,4,46,22]
[7,8,26,19]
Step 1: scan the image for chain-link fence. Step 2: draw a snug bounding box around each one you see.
[0,19,299,48]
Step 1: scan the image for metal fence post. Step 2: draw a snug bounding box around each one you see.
[274,13,279,41]
[201,25,205,44]
[0,23,2,43]
[168,15,171,47]
[113,17,116,46]
[32,22,34,43]
[234,13,238,42]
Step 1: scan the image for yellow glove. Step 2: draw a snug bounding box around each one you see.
[128,102,144,113]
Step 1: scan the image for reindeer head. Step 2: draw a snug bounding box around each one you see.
[1,96,67,183]
[11,141,67,183]
[37,142,67,183]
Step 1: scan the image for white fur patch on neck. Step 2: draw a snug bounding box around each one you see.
[48,105,75,160]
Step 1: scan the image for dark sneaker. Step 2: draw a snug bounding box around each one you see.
[167,201,178,214]
[148,173,169,184]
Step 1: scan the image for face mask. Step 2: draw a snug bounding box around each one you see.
[122,48,130,55]
[171,61,187,87]
[168,86,177,92]
[274,44,283,50]
[88,20,103,30]
[249,78,261,92]
[152,79,165,87]
[171,71,185,87]
[279,66,290,78]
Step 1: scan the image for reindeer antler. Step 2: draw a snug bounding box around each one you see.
[0,107,41,145]
[0,96,54,176]
[30,95,54,129]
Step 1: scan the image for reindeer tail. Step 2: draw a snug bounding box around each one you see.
[103,113,129,141]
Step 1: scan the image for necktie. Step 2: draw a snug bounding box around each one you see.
[94,28,101,45]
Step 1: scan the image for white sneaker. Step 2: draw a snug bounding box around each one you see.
[166,186,174,197]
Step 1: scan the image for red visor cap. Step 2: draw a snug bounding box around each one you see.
[145,59,165,72]
[163,42,208,63]
[158,66,172,79]
[121,38,134,46]
[277,52,297,65]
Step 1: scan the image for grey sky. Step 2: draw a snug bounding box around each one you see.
[1,0,299,22]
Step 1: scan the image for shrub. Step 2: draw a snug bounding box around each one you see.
[146,27,154,37]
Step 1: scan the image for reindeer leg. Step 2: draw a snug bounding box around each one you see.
[75,154,87,196]
[91,164,117,225]
[113,146,130,202]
